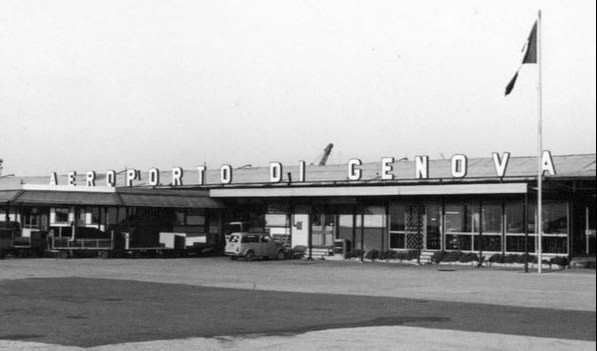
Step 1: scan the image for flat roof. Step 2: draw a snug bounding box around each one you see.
[210,183,529,198]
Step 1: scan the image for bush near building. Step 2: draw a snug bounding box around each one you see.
[364,249,380,260]
[487,253,561,265]
[345,249,365,259]
[345,249,421,262]
[379,250,420,261]
[431,251,479,264]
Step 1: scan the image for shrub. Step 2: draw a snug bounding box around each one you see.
[365,249,380,260]
[458,252,479,263]
[489,254,505,263]
[390,251,399,260]
[443,251,462,262]
[394,251,408,260]
[431,251,446,264]
[517,254,535,264]
[550,256,569,266]
[503,254,519,264]
[406,250,420,261]
[286,248,305,260]
[379,250,420,261]
[527,256,550,264]
[345,249,364,259]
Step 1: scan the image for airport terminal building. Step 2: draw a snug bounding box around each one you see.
[1,152,595,259]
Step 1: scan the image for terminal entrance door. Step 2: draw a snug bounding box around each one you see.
[291,213,309,248]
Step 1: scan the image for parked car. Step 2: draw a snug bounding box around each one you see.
[225,232,286,261]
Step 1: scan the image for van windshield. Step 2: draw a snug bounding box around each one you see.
[228,235,240,243]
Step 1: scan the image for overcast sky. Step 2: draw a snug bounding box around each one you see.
[1,0,595,176]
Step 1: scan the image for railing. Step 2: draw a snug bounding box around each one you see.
[51,235,113,250]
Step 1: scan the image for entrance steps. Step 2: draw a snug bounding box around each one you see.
[303,247,333,260]
[419,250,436,265]
[569,256,596,269]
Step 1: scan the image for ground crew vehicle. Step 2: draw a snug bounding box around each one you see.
[0,222,47,258]
[225,232,286,261]
[0,223,16,259]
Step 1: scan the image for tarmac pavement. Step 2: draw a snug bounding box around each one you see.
[1,327,595,351]
[0,257,595,350]
[0,257,594,310]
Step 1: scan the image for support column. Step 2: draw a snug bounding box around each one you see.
[524,192,529,273]
[307,202,313,261]
[440,197,445,251]
[360,208,365,262]
[477,200,484,268]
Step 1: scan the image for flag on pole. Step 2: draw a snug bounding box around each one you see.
[505,21,538,95]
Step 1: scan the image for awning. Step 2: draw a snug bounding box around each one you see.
[3,188,223,209]
[117,193,223,208]
[9,191,118,206]
[0,190,22,204]
[210,183,529,198]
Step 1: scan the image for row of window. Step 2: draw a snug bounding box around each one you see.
[263,202,569,254]
[390,203,567,234]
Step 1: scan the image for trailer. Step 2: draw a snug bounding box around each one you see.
[118,231,216,257]
[12,229,47,257]
[156,232,217,257]
[50,230,217,258]
[0,222,48,258]
[50,234,114,258]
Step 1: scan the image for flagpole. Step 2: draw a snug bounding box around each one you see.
[537,9,543,274]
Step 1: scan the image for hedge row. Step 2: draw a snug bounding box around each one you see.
[488,253,568,266]
[345,250,569,266]
[345,249,420,261]
[430,251,568,266]
[431,251,479,263]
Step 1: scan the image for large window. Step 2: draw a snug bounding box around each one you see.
[389,204,406,249]
[504,202,568,254]
[543,203,567,234]
[359,206,385,228]
[444,204,473,251]
[390,204,437,250]
[473,204,502,252]
[445,203,506,252]
[426,205,442,250]
[89,208,100,225]
[53,207,70,224]
[339,214,354,228]
[542,202,568,254]
[22,208,40,229]
[505,203,533,252]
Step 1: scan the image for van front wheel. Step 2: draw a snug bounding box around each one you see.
[244,251,255,261]
[276,250,286,260]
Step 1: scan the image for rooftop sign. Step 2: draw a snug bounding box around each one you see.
[49,151,557,187]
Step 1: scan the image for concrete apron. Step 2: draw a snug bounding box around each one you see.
[1,326,595,351]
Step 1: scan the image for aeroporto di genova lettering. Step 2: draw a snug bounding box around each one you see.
[49,151,557,187]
